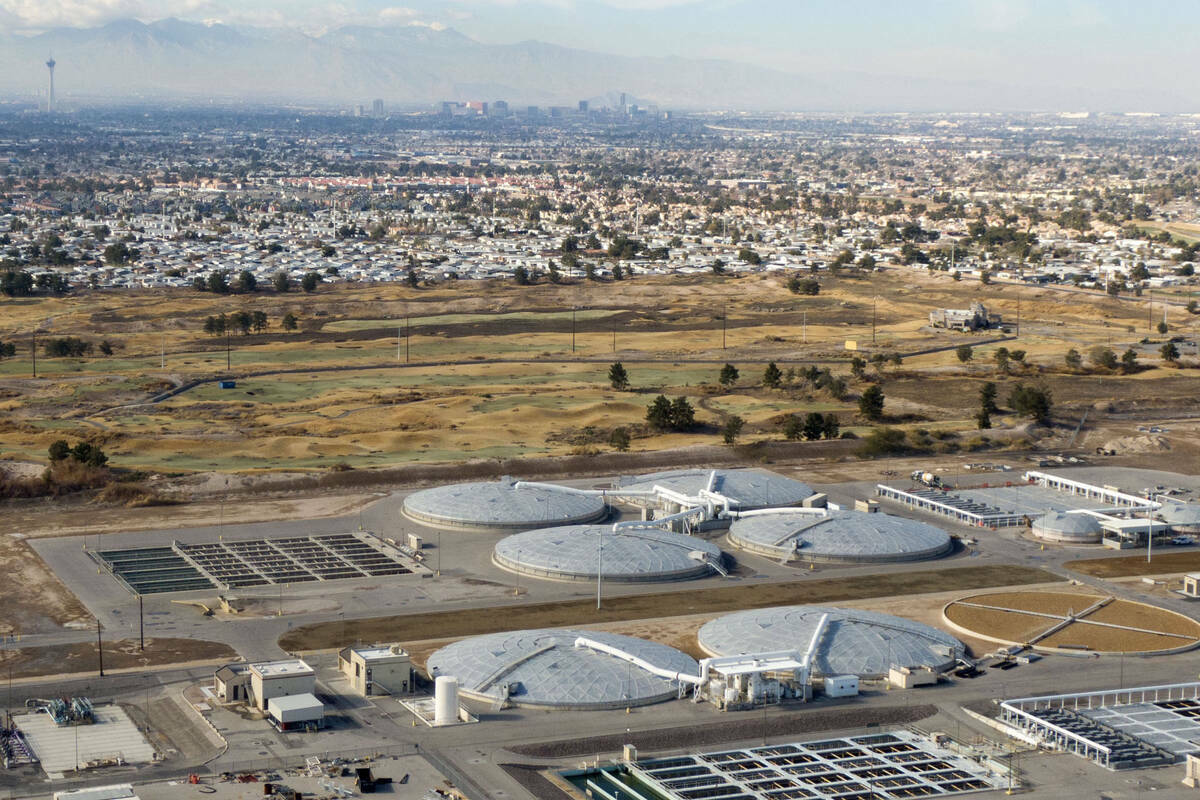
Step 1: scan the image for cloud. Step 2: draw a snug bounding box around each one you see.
[378,6,419,21]
[966,0,1033,32]
[0,0,220,29]
[444,0,704,7]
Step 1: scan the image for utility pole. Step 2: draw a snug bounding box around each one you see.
[1016,295,1020,337]
[722,302,727,349]
[138,594,144,651]
[803,311,807,344]
[571,307,576,353]
[872,296,877,344]
[96,618,104,677]
[1147,506,1154,564]
[406,317,411,363]
[596,528,603,610]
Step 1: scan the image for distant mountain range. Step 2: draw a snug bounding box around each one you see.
[0,18,1194,111]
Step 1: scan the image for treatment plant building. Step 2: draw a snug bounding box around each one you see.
[698,606,964,680]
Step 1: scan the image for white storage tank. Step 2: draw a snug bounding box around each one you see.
[1031,512,1102,544]
[824,675,859,698]
[434,675,459,725]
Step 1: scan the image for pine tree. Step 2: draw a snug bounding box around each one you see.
[608,361,630,390]
[762,361,782,388]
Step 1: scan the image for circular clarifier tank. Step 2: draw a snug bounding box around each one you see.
[697,605,963,679]
[1031,512,1103,543]
[727,509,953,564]
[401,478,608,532]
[426,628,698,709]
[613,468,813,510]
[1158,503,1200,535]
[493,524,723,582]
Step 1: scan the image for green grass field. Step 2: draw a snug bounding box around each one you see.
[323,308,621,332]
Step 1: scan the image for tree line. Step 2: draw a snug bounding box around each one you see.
[193,269,323,294]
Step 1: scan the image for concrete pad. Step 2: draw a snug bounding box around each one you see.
[17,705,155,774]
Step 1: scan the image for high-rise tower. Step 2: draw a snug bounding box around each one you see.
[45,56,56,112]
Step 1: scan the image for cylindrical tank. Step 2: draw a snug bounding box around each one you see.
[434,675,458,725]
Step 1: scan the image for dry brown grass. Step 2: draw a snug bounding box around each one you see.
[0,637,236,678]
[279,563,1059,652]
[1083,601,1200,637]
[944,605,1053,644]
[2,269,1197,473]
[1039,627,1188,653]
[955,590,1104,616]
[945,591,1200,653]
[1067,551,1200,579]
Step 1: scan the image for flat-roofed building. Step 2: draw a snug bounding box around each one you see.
[248,659,315,711]
[267,693,324,731]
[214,663,252,704]
[338,644,413,696]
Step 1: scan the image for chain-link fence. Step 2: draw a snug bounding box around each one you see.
[205,742,421,777]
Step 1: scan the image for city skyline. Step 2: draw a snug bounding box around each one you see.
[2,1,1200,110]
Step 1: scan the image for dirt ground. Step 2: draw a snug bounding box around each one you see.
[944,606,1054,645]
[1067,551,1200,578]
[0,535,91,634]
[507,703,939,760]
[1038,627,1188,653]
[944,590,1200,653]
[0,637,237,679]
[2,493,378,539]
[952,589,1105,617]
[280,563,1058,653]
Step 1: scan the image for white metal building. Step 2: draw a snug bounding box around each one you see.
[266,693,325,731]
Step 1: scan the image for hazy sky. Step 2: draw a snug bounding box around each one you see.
[3,0,1199,95]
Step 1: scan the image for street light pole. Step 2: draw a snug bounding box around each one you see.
[96,618,104,677]
[872,295,877,344]
[596,528,603,610]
